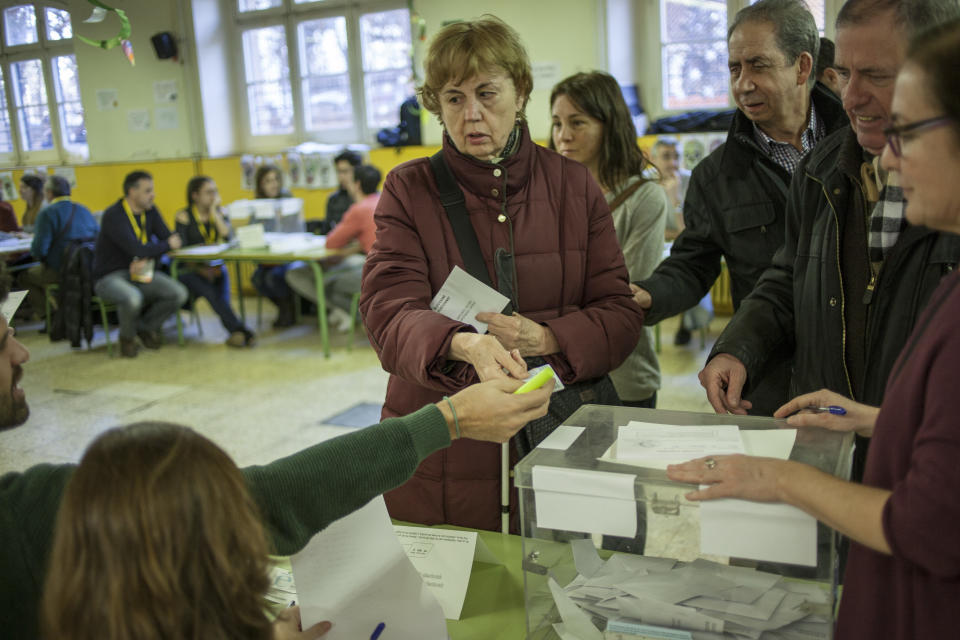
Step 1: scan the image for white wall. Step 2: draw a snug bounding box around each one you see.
[69,0,197,161]
[413,0,607,144]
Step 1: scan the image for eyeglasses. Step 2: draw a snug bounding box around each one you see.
[883,116,953,157]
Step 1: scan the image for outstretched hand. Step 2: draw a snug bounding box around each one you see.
[441,378,552,443]
[448,332,527,381]
[666,454,790,503]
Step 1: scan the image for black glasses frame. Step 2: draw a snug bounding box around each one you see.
[883,116,953,157]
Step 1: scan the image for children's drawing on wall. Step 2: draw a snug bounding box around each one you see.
[0,173,17,202]
[240,155,256,192]
[53,167,77,188]
[287,152,304,189]
[682,138,706,171]
[303,154,321,188]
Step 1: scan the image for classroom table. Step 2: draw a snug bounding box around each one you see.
[170,237,353,357]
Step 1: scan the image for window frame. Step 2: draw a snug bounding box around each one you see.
[233,0,409,151]
[0,2,84,165]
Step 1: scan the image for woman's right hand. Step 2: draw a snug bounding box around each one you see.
[448,332,527,381]
[774,389,880,437]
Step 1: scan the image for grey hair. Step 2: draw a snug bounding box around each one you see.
[728,0,820,87]
[45,175,71,198]
[836,0,960,38]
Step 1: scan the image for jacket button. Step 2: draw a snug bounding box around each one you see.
[829,297,837,307]
[497,214,506,223]
[493,168,502,177]
[491,188,499,197]
[760,225,767,233]
[833,188,841,195]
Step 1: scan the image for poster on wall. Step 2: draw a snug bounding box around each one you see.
[127,109,151,132]
[53,166,77,188]
[240,155,256,192]
[96,88,119,111]
[286,152,304,189]
[153,80,178,103]
[155,106,179,130]
[0,173,17,202]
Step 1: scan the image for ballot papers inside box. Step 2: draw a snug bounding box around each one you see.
[513,405,853,640]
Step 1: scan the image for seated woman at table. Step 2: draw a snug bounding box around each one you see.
[18,174,45,232]
[667,20,960,640]
[175,176,255,348]
[251,165,299,328]
[39,379,551,640]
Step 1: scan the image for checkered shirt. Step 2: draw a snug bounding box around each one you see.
[752,102,825,175]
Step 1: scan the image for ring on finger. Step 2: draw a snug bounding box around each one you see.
[704,457,717,470]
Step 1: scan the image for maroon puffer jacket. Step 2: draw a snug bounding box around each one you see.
[360,124,643,531]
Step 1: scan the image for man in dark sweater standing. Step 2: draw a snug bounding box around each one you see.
[92,171,187,357]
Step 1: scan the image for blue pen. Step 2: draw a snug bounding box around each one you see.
[370,622,386,640]
[814,405,847,415]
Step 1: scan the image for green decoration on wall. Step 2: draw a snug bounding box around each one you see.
[75,0,131,51]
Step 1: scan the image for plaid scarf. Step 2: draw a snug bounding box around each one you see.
[867,159,907,263]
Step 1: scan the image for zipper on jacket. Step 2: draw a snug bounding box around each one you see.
[863,273,876,305]
[809,174,856,400]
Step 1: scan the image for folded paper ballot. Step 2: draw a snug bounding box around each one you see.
[550,542,831,639]
[430,265,510,334]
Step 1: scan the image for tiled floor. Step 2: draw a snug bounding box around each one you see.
[0,300,720,476]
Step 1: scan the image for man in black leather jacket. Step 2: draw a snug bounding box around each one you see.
[634,0,847,415]
[701,0,960,479]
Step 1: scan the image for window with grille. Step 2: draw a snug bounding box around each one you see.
[237,0,411,143]
[660,0,729,111]
[0,3,88,160]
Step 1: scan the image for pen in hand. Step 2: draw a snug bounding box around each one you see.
[812,405,847,415]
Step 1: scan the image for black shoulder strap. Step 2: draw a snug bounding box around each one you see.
[428,151,494,289]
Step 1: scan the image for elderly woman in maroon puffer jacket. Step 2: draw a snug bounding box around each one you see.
[360,15,644,532]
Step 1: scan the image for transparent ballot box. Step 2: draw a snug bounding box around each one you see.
[514,405,853,639]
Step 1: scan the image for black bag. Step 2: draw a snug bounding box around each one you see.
[427,151,621,457]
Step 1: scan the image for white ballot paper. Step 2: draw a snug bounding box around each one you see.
[430,265,510,334]
[536,425,585,451]
[393,525,500,620]
[616,423,746,466]
[533,466,637,537]
[700,498,817,567]
[290,496,446,639]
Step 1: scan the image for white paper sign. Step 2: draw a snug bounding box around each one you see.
[700,499,818,567]
[430,265,510,334]
[617,423,745,463]
[290,497,447,639]
[533,466,637,537]
[394,525,500,620]
[536,425,584,451]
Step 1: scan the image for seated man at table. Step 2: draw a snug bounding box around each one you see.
[92,170,187,358]
[286,164,379,331]
[319,149,361,234]
[19,175,99,320]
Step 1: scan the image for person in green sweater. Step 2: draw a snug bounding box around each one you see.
[0,275,551,639]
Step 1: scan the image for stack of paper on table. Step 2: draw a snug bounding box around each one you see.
[548,539,831,639]
[596,423,817,567]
